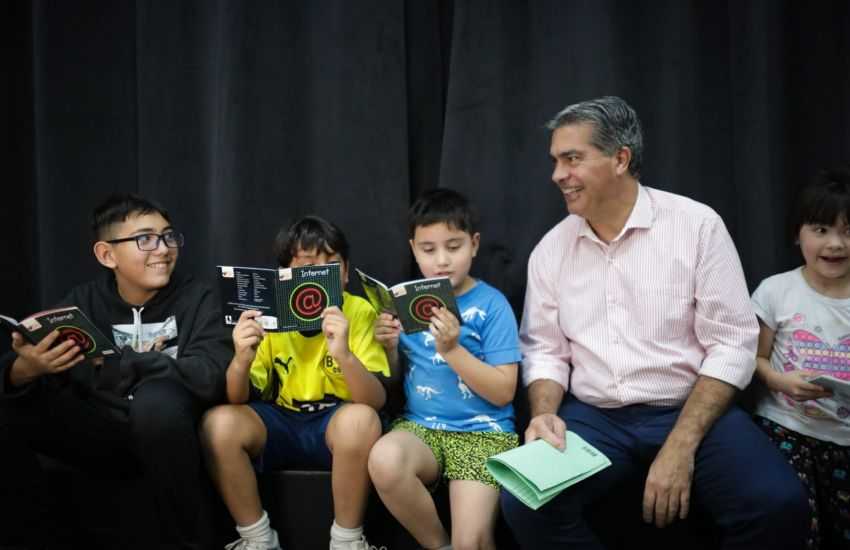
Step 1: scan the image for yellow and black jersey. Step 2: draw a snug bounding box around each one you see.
[249,292,390,412]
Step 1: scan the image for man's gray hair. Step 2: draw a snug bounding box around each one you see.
[546,96,643,178]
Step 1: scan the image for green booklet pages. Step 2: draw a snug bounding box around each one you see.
[354,268,460,334]
[218,263,343,332]
[0,306,120,359]
[809,374,850,402]
[486,431,611,510]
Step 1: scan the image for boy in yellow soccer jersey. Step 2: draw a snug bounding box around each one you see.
[200,216,390,550]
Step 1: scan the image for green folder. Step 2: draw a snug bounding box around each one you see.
[486,431,611,510]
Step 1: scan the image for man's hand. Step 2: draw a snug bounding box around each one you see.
[232,310,265,369]
[430,307,460,355]
[766,369,832,401]
[525,413,567,450]
[643,441,695,528]
[322,306,352,363]
[374,312,401,352]
[10,330,84,384]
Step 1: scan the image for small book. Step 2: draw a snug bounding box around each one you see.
[217,263,343,332]
[354,268,460,334]
[809,374,850,402]
[0,307,120,358]
[486,431,611,510]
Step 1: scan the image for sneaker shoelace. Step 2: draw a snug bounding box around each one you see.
[225,538,275,550]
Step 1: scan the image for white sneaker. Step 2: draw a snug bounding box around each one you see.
[225,528,282,550]
[329,535,386,550]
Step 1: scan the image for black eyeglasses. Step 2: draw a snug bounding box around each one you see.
[106,230,185,251]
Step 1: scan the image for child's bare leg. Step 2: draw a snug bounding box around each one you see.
[449,480,499,550]
[199,404,267,526]
[368,430,449,548]
[325,403,382,527]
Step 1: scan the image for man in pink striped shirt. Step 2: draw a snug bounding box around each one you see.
[499,96,807,549]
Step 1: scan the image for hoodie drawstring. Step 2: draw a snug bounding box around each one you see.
[131,306,145,352]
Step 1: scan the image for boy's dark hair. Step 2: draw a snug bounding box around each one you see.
[791,167,850,241]
[92,193,171,241]
[274,215,350,268]
[407,188,479,239]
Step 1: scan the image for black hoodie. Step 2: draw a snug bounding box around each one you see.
[0,270,231,417]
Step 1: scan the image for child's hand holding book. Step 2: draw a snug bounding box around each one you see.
[429,306,461,355]
[321,306,352,363]
[231,310,266,370]
[9,329,86,384]
[373,312,401,352]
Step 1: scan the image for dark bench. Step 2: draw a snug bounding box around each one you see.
[36,438,716,550]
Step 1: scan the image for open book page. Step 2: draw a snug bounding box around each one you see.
[218,266,281,329]
[354,269,397,315]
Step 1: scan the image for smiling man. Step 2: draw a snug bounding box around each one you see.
[500,96,809,549]
[0,193,231,549]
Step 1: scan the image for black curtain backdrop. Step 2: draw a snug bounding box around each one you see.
[4,1,849,342]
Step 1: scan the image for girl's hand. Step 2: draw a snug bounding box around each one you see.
[232,310,265,368]
[322,306,352,363]
[767,369,833,401]
[374,312,401,351]
[430,307,460,355]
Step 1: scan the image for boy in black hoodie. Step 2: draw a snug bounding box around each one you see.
[0,194,231,549]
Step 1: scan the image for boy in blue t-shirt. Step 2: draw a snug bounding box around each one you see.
[369,189,521,550]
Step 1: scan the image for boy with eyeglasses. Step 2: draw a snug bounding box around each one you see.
[0,193,231,549]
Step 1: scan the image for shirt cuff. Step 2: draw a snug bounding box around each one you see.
[521,361,570,391]
[699,348,756,390]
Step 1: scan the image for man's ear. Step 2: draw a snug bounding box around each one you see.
[408,239,416,255]
[470,232,481,257]
[614,146,633,176]
[93,241,117,269]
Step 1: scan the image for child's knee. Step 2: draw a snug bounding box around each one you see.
[367,438,407,488]
[199,405,248,452]
[329,404,381,450]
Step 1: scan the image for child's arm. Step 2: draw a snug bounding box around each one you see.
[754,319,832,401]
[225,310,265,404]
[430,307,517,407]
[374,312,401,373]
[322,306,386,410]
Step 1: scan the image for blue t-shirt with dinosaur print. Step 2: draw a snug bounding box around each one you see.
[400,279,521,433]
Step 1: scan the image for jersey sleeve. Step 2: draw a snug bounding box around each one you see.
[347,298,391,378]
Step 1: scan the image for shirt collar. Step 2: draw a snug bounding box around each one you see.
[578,183,654,243]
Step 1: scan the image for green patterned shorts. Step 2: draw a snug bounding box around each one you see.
[392,418,518,488]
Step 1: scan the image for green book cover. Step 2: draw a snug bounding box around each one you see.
[355,269,460,334]
[486,431,611,510]
[0,306,120,359]
[218,263,343,332]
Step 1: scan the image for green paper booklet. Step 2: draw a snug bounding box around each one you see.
[486,431,611,510]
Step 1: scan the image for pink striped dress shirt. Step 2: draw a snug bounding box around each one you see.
[520,185,758,408]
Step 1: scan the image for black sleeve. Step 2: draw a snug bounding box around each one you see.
[0,350,44,399]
